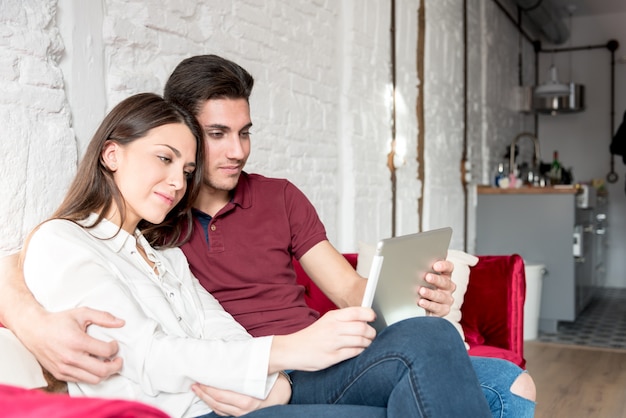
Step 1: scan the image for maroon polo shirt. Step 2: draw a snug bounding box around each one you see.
[181,172,328,337]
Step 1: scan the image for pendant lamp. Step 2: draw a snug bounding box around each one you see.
[533,8,585,115]
[534,64,569,96]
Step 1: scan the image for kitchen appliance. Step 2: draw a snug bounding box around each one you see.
[576,184,597,208]
[572,225,583,257]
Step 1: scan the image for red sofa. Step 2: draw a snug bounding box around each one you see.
[0,253,525,417]
[294,253,526,368]
[0,384,168,418]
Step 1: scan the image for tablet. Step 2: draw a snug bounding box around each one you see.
[361,227,453,325]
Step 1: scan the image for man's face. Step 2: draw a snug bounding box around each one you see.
[195,98,252,193]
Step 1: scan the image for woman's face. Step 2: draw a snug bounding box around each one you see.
[102,122,197,233]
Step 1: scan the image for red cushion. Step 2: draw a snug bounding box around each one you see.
[461,254,526,368]
[0,384,169,418]
[468,344,525,367]
[294,254,357,316]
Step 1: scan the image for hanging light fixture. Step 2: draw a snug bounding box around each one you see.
[533,6,585,115]
[534,61,569,96]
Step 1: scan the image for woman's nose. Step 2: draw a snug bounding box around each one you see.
[169,169,186,190]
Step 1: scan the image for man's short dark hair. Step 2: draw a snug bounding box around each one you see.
[164,54,254,117]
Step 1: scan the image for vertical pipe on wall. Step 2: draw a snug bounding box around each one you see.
[462,0,468,251]
[416,0,425,233]
[608,40,619,183]
[388,0,398,237]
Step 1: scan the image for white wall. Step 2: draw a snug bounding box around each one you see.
[0,0,77,253]
[3,0,621,288]
[537,12,626,288]
[424,0,535,251]
[0,0,398,255]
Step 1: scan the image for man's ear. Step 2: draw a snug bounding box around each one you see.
[101,141,120,171]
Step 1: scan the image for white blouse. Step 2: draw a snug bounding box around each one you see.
[23,214,277,418]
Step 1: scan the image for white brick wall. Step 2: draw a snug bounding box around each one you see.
[5,0,622,289]
[424,0,535,251]
[0,0,532,255]
[0,0,76,254]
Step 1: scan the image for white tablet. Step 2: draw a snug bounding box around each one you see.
[361,227,453,325]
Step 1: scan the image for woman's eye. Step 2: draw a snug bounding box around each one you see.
[184,171,194,180]
[159,156,172,163]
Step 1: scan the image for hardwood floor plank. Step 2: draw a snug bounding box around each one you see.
[524,341,626,418]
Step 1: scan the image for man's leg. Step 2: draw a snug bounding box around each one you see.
[470,357,536,418]
[290,317,491,418]
[199,405,386,418]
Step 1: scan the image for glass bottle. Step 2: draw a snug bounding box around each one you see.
[549,150,562,185]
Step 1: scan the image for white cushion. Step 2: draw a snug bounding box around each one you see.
[356,241,377,277]
[444,249,479,349]
[0,328,47,388]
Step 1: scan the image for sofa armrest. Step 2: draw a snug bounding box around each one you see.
[460,254,526,367]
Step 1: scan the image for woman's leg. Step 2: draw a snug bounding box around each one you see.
[290,317,491,418]
[470,357,536,418]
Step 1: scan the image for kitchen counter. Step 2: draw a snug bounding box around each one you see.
[476,185,578,195]
[474,188,579,333]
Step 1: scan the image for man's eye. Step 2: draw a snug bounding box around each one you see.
[207,131,224,139]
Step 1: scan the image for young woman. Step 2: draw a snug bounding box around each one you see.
[22,93,290,417]
[22,93,491,418]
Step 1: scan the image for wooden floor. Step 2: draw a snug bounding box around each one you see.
[524,341,626,418]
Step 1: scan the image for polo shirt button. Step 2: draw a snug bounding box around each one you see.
[210,225,216,231]
[177,316,182,321]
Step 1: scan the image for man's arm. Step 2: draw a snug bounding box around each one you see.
[299,240,455,317]
[299,240,366,308]
[0,253,124,383]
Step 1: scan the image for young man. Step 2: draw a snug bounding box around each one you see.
[163,55,535,417]
[1,55,535,417]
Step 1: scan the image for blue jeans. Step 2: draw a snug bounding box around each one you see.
[212,317,489,418]
[203,317,532,418]
[199,404,386,418]
[471,357,535,418]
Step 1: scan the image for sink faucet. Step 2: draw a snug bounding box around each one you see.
[509,132,541,174]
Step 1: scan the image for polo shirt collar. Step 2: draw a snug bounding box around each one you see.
[231,171,253,209]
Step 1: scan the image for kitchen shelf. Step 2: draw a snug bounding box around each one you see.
[476,185,578,195]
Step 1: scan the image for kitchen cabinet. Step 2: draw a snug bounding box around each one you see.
[474,185,581,333]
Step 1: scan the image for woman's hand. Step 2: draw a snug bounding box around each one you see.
[270,306,376,372]
[192,371,292,416]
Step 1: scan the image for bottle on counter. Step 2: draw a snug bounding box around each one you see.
[493,161,508,187]
[549,150,562,185]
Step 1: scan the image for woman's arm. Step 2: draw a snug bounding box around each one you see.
[0,252,124,383]
[24,221,277,399]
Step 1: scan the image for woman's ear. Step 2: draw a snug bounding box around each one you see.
[101,141,120,171]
